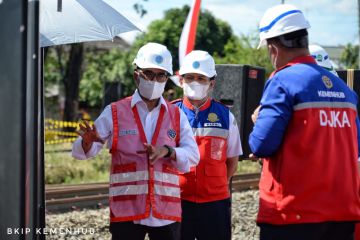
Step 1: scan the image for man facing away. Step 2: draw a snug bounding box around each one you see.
[249,4,360,240]
[72,42,200,240]
[173,50,242,240]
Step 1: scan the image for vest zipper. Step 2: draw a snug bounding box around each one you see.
[195,107,199,120]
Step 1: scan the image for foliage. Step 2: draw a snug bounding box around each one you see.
[44,47,68,93]
[80,48,132,107]
[214,33,273,77]
[45,143,110,184]
[107,5,236,101]
[340,43,359,69]
[134,5,233,71]
[237,160,261,174]
[44,144,259,185]
[133,0,149,18]
[44,5,274,108]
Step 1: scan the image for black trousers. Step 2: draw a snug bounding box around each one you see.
[258,221,355,240]
[110,221,180,240]
[181,198,231,240]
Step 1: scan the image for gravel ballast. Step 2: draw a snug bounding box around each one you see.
[46,190,260,240]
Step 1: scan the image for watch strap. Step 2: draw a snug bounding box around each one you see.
[163,145,174,158]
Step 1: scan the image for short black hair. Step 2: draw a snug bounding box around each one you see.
[269,29,308,48]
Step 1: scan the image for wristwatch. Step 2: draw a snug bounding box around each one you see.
[163,145,174,158]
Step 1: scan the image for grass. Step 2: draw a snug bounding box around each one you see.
[45,143,110,185]
[45,143,261,185]
[237,160,262,174]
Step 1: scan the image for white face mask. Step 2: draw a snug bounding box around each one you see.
[183,81,210,100]
[138,77,166,100]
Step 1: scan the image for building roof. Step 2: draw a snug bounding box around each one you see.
[323,46,344,61]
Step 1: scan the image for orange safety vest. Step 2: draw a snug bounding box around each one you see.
[174,98,230,203]
[109,97,181,222]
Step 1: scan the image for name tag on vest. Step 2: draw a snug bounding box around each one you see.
[204,122,222,127]
[119,129,138,136]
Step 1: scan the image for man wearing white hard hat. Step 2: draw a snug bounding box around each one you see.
[249,4,360,239]
[310,43,360,240]
[309,44,339,76]
[72,42,199,240]
[173,50,242,240]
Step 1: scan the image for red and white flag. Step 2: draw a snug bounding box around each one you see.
[179,0,201,66]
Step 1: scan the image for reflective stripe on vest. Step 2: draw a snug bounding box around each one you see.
[109,184,180,198]
[110,184,148,196]
[293,101,357,111]
[154,171,179,185]
[111,171,148,184]
[111,171,179,185]
[154,185,180,198]
[192,127,229,138]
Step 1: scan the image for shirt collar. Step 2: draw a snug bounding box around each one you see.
[183,96,212,111]
[270,55,317,77]
[131,89,168,112]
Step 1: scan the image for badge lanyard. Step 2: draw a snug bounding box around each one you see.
[132,104,165,146]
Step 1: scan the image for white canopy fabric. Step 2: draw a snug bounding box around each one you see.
[40,0,139,47]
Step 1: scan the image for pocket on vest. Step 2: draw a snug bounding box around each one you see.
[204,165,227,187]
[113,162,137,173]
[210,138,226,161]
[205,164,226,177]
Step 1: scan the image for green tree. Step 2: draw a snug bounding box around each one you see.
[109,5,236,102]
[80,48,131,107]
[340,43,359,69]
[44,44,85,121]
[135,5,233,71]
[214,33,273,77]
[45,5,274,109]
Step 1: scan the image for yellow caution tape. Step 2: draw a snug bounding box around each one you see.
[45,119,94,130]
[44,119,94,145]
[46,130,78,137]
[45,137,78,145]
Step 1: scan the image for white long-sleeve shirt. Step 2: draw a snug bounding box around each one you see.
[226,112,243,157]
[72,90,200,226]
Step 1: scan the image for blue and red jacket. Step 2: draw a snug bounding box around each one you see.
[249,56,360,224]
[173,97,230,203]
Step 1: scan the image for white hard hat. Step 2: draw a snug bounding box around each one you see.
[309,44,338,76]
[258,4,310,49]
[179,50,217,78]
[133,42,173,75]
[309,44,333,69]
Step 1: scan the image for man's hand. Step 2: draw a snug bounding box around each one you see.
[76,121,104,153]
[249,153,263,164]
[251,105,261,124]
[143,143,172,164]
[248,153,257,159]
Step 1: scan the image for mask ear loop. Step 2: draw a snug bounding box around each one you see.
[269,44,279,69]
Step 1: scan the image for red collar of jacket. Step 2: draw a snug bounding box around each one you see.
[183,97,212,111]
[269,55,316,78]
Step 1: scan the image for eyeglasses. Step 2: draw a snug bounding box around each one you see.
[183,74,210,83]
[137,69,169,82]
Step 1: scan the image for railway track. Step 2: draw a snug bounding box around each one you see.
[45,172,260,212]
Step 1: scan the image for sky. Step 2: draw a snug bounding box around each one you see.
[105,0,358,47]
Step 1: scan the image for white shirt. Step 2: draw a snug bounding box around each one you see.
[72,90,200,226]
[227,112,243,157]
